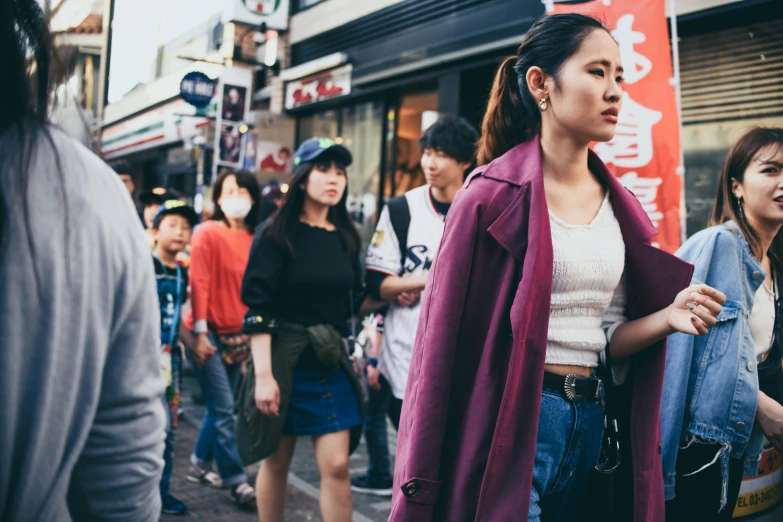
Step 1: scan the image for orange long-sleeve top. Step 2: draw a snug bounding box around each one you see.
[182,220,254,335]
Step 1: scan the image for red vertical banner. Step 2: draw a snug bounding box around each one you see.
[547,0,682,252]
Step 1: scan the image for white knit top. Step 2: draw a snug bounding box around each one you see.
[547,194,627,368]
[749,280,776,358]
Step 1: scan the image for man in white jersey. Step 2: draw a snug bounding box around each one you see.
[351,116,479,496]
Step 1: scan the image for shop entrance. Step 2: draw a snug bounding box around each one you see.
[387,91,439,198]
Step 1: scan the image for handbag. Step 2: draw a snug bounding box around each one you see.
[217,332,252,365]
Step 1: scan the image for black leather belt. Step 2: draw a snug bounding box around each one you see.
[543,372,604,402]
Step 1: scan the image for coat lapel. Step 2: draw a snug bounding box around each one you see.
[589,151,694,317]
[484,137,545,261]
[483,139,694,316]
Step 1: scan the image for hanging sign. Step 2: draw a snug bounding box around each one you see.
[180,72,216,108]
[224,0,290,31]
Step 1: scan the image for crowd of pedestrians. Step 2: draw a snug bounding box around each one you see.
[3,2,783,522]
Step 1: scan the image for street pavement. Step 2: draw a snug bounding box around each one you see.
[165,366,783,521]
[162,366,394,521]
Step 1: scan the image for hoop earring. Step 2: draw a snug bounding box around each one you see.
[539,99,548,111]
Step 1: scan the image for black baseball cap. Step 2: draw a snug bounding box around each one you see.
[293,137,352,168]
[152,199,199,229]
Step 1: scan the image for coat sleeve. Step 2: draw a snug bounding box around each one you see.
[389,176,486,521]
[660,227,739,500]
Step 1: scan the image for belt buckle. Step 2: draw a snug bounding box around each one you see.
[564,374,584,402]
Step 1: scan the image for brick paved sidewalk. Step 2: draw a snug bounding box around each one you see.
[160,369,393,521]
[161,407,324,522]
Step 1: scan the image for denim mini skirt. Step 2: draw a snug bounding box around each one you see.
[283,347,362,437]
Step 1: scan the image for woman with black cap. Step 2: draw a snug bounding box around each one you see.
[239,137,364,522]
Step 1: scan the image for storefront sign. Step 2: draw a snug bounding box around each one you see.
[223,0,289,31]
[284,64,352,111]
[101,99,211,159]
[548,0,683,252]
[180,72,216,108]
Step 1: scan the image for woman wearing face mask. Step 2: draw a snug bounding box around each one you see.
[388,14,726,522]
[237,138,365,522]
[662,128,783,521]
[181,169,261,506]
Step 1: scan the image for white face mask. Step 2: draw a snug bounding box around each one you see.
[220,197,252,220]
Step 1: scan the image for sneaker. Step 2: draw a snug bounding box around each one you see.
[161,493,187,515]
[230,482,256,505]
[186,464,222,488]
[351,475,393,496]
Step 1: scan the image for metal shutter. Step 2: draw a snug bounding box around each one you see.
[680,19,783,125]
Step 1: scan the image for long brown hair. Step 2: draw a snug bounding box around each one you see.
[477,14,608,166]
[710,127,783,265]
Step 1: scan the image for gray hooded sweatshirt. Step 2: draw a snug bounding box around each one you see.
[0,127,166,521]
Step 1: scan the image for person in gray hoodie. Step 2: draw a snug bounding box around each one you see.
[0,1,167,520]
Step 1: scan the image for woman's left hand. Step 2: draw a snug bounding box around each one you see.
[667,284,726,336]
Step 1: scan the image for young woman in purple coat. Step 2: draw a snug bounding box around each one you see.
[389,14,726,522]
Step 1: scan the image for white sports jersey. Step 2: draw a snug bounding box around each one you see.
[366,184,446,399]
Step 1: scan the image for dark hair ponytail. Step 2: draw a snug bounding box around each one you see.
[477,14,609,165]
[1,0,64,292]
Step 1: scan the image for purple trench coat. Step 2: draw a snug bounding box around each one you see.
[389,136,695,522]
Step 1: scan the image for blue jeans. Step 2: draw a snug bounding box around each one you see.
[363,373,394,480]
[528,386,604,522]
[186,336,247,487]
[160,349,181,496]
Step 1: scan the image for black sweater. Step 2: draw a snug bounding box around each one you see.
[242,222,364,335]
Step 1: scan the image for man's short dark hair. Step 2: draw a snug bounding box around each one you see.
[109,160,133,175]
[418,116,479,165]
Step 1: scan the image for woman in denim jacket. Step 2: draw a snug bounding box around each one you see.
[662,127,783,521]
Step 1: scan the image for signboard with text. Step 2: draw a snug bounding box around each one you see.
[548,0,682,252]
[180,71,216,108]
[223,0,290,31]
[284,65,352,111]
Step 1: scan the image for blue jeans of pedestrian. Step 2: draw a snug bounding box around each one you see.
[160,349,181,496]
[185,336,247,487]
[528,385,605,522]
[363,373,393,481]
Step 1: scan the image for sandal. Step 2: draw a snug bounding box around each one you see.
[230,482,256,505]
[186,464,222,488]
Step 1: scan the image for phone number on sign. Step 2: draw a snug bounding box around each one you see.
[736,483,781,509]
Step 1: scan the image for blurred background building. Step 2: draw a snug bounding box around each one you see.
[54,0,783,248]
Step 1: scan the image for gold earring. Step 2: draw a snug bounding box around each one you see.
[539,99,548,111]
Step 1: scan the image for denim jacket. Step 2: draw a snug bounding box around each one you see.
[661,221,768,507]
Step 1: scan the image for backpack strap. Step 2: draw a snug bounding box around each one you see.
[386,195,411,270]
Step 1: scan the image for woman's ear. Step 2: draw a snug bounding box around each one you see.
[730,178,744,200]
[525,66,549,106]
